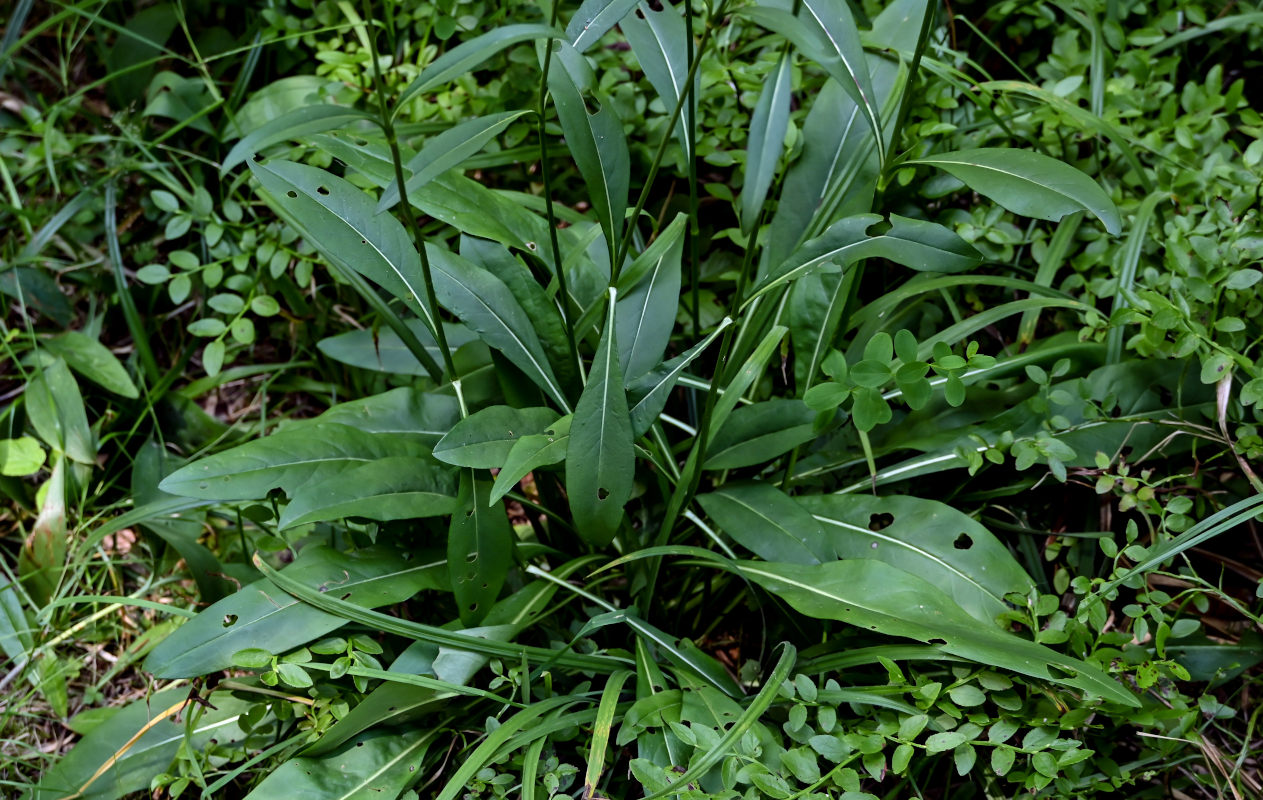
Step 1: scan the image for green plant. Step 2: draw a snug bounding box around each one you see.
[6,1,1263,799]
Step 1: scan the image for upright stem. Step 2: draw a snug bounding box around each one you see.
[537,0,582,383]
[362,0,456,380]
[684,0,700,335]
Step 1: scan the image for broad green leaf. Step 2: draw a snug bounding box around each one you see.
[743,51,793,234]
[312,386,462,443]
[434,405,560,469]
[243,730,434,800]
[799,494,1035,624]
[567,0,640,51]
[397,24,559,109]
[697,482,831,564]
[0,436,45,476]
[490,415,572,504]
[39,332,139,399]
[222,105,376,173]
[158,423,432,501]
[31,689,254,800]
[427,244,571,411]
[0,580,31,662]
[704,399,816,470]
[317,321,477,376]
[567,288,635,546]
[412,173,556,266]
[25,358,94,465]
[461,236,579,393]
[306,131,398,185]
[377,111,534,211]
[620,1,695,158]
[249,159,437,333]
[740,4,883,164]
[449,473,513,625]
[908,148,1122,235]
[278,457,460,529]
[625,318,731,438]
[549,42,629,261]
[746,214,980,306]
[736,559,1138,706]
[799,0,885,164]
[616,215,683,381]
[144,546,447,678]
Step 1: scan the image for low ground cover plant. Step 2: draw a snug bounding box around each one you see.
[2,0,1261,798]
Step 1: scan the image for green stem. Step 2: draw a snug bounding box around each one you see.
[537,0,582,385]
[362,0,456,380]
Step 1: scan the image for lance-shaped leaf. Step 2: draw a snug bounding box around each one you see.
[908,148,1123,235]
[621,1,696,158]
[449,473,514,625]
[397,24,559,109]
[39,331,139,399]
[249,158,436,332]
[698,482,831,564]
[616,215,683,381]
[568,288,635,546]
[800,494,1036,624]
[740,4,883,163]
[223,105,376,173]
[144,546,447,678]
[743,51,793,234]
[736,559,1138,706]
[626,318,731,437]
[318,321,476,377]
[549,41,629,259]
[242,730,436,800]
[433,405,561,469]
[705,399,817,470]
[426,244,571,411]
[567,0,641,51]
[313,386,461,442]
[278,457,461,529]
[158,423,432,501]
[413,173,557,265]
[490,415,572,504]
[377,111,533,211]
[745,213,980,306]
[32,689,254,800]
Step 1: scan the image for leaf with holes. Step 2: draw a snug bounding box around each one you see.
[433,406,560,469]
[908,148,1122,234]
[735,559,1138,706]
[621,0,696,158]
[158,423,432,501]
[249,159,438,332]
[144,546,446,677]
[448,473,513,626]
[567,289,635,546]
[490,415,572,505]
[278,457,460,530]
[698,482,831,565]
[799,494,1035,624]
